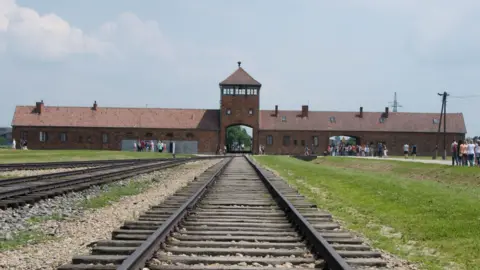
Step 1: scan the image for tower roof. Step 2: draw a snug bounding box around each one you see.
[219,62,261,87]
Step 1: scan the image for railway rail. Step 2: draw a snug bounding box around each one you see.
[0,158,178,172]
[0,156,220,209]
[58,156,387,270]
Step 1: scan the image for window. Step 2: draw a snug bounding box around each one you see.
[301,140,305,146]
[283,136,290,146]
[102,133,108,143]
[249,108,254,115]
[379,117,385,123]
[145,132,153,137]
[433,118,440,124]
[78,136,83,143]
[247,89,252,95]
[293,139,298,145]
[39,131,48,142]
[223,88,227,95]
[166,132,173,138]
[87,136,92,143]
[253,89,258,95]
[266,135,273,145]
[313,136,319,146]
[186,132,194,139]
[226,109,231,115]
[21,131,28,140]
[60,133,67,142]
[329,116,336,123]
[281,116,287,122]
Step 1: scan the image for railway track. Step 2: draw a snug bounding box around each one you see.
[0,156,219,210]
[0,158,176,172]
[0,160,159,187]
[58,156,387,270]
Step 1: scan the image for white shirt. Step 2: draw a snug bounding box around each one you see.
[475,143,480,154]
[466,143,475,155]
[403,144,409,151]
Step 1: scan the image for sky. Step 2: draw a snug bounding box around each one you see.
[0,0,479,136]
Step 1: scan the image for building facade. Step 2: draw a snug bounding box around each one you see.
[11,63,467,155]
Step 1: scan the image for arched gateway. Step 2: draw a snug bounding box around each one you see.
[219,61,261,154]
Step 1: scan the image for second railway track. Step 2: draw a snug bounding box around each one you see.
[0,157,219,209]
[58,156,387,270]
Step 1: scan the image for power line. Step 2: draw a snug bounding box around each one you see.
[449,94,480,99]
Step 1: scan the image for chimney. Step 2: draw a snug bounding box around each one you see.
[301,105,309,117]
[35,100,44,114]
[359,107,363,118]
[92,101,98,111]
[275,105,278,117]
[384,107,389,118]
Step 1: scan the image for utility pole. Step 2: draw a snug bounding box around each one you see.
[435,91,449,160]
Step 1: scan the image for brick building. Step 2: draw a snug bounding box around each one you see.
[11,62,467,155]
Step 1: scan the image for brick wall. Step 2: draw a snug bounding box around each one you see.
[258,130,465,156]
[12,126,465,156]
[12,126,219,153]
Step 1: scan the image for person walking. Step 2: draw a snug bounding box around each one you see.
[475,140,480,167]
[451,140,458,166]
[403,143,409,159]
[411,144,417,160]
[467,140,476,167]
[12,138,16,150]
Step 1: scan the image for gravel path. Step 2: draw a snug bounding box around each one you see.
[0,167,93,179]
[0,159,220,270]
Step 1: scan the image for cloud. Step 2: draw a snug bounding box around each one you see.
[353,1,480,65]
[0,0,173,61]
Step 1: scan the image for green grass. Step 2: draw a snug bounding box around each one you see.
[254,155,480,270]
[26,213,65,224]
[80,179,153,209]
[0,149,192,163]
[0,230,54,251]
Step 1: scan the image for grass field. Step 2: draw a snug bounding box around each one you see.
[0,149,191,163]
[254,155,480,270]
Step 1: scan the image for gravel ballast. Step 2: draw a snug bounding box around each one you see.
[0,159,221,270]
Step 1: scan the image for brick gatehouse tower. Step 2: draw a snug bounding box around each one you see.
[219,61,261,154]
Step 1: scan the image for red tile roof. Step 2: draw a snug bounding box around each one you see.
[12,106,220,130]
[219,66,261,86]
[259,110,466,133]
[12,105,467,134]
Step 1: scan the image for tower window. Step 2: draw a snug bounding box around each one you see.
[253,89,258,95]
[226,109,231,115]
[433,118,440,124]
[247,89,252,95]
[281,116,287,122]
[329,116,336,123]
[249,108,253,115]
[379,117,385,123]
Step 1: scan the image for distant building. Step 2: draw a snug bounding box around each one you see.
[11,63,466,155]
[0,127,12,144]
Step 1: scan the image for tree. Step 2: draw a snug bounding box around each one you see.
[226,126,252,150]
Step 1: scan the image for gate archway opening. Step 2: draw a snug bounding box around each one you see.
[328,135,361,156]
[225,125,253,153]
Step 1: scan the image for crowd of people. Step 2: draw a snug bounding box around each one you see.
[451,139,480,167]
[324,142,402,158]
